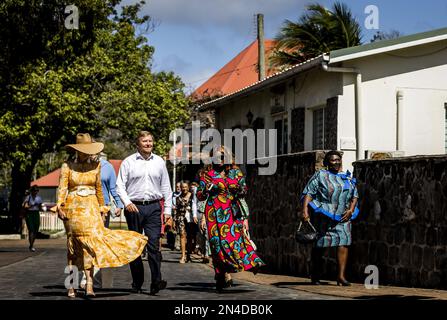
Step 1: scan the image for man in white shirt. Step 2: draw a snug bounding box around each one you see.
[116,131,172,295]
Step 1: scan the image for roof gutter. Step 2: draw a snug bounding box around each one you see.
[199,55,324,111]
[321,54,364,161]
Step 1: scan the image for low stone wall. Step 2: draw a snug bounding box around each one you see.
[246,151,326,277]
[245,153,447,289]
[350,155,447,288]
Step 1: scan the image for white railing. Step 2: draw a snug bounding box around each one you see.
[39,211,64,231]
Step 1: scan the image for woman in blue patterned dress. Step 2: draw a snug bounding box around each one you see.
[301,151,359,286]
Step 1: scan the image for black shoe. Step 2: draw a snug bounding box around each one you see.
[216,280,225,293]
[131,283,143,294]
[215,274,227,293]
[150,280,167,295]
[252,263,262,275]
[337,279,351,286]
[311,279,322,285]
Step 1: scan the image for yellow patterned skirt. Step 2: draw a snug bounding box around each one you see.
[63,194,147,270]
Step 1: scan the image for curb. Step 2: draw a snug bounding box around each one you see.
[200,258,447,300]
[231,271,447,300]
[0,234,21,240]
[48,230,66,239]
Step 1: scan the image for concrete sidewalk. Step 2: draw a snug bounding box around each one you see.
[231,269,447,300]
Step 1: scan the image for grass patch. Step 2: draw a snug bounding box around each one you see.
[40,230,64,235]
[109,222,128,230]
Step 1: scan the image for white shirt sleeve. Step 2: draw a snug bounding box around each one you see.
[191,189,198,219]
[160,160,172,216]
[116,160,132,208]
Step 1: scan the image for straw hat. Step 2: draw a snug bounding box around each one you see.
[65,133,104,155]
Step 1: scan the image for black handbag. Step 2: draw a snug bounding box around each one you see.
[295,220,318,244]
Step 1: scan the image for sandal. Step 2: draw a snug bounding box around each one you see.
[67,288,76,298]
[86,281,95,297]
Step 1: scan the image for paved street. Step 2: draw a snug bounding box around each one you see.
[0,238,340,300]
[2,238,447,301]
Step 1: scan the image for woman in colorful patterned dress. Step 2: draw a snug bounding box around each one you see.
[56,133,147,298]
[197,146,265,292]
[301,150,359,286]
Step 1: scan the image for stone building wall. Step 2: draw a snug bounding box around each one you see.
[245,152,447,289]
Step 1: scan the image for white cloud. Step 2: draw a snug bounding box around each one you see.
[155,54,192,73]
[181,67,218,93]
[191,36,225,56]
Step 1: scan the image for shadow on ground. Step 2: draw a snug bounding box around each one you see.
[354,295,436,300]
[272,281,331,286]
[32,285,137,299]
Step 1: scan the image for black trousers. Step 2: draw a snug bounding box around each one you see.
[104,211,111,228]
[124,202,162,287]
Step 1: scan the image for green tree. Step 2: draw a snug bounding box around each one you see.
[270,2,362,68]
[0,0,189,231]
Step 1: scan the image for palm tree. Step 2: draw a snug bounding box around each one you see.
[270,2,362,68]
[370,30,403,43]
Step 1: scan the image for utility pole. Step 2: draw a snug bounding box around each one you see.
[257,13,265,81]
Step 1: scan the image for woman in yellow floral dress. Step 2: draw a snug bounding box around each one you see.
[56,133,147,298]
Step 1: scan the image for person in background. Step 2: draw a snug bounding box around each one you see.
[174,181,198,263]
[192,180,210,264]
[187,182,199,258]
[22,185,43,252]
[171,182,181,251]
[173,182,181,204]
[98,152,124,228]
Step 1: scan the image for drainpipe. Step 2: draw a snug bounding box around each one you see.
[396,90,404,151]
[321,54,364,160]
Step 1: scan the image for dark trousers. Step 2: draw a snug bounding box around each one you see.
[104,211,111,228]
[124,202,162,287]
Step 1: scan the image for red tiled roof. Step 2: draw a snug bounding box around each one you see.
[31,160,123,187]
[108,160,123,176]
[192,40,277,99]
[31,168,61,187]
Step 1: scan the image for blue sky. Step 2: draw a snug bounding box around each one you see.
[122,0,447,94]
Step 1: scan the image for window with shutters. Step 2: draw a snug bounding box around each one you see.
[313,107,325,149]
[274,116,288,155]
